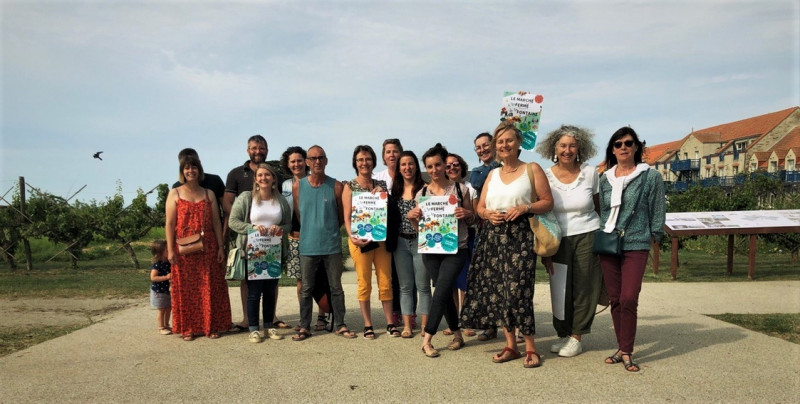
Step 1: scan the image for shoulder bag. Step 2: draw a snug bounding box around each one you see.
[225,247,246,280]
[591,174,646,256]
[526,164,562,257]
[176,190,208,256]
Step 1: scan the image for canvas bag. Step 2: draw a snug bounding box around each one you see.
[526,163,562,257]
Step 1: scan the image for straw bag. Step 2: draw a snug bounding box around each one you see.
[526,163,562,257]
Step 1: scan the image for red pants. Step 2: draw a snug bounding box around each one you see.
[599,250,649,353]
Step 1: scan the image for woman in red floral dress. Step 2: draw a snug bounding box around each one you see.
[166,155,232,341]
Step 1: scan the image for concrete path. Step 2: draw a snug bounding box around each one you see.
[2,275,798,403]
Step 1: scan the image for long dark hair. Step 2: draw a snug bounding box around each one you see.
[280,146,308,177]
[603,126,645,169]
[391,150,425,196]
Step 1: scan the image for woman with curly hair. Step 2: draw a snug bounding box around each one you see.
[535,124,602,358]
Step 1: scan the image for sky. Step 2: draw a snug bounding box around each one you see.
[2,0,799,206]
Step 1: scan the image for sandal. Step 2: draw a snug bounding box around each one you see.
[421,343,439,358]
[463,329,476,337]
[207,332,221,339]
[477,328,497,341]
[182,333,194,342]
[447,336,465,351]
[158,327,172,335]
[523,351,542,368]
[273,320,291,329]
[363,326,376,340]
[401,328,413,338]
[387,324,401,338]
[605,350,623,364]
[313,315,329,332]
[228,324,247,334]
[492,347,521,363]
[442,328,453,336]
[336,326,357,339]
[292,329,311,341]
[622,353,640,372]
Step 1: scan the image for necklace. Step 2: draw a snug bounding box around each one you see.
[503,165,520,173]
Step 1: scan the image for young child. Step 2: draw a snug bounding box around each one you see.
[149,239,172,335]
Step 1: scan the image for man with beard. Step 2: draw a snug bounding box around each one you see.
[223,135,289,331]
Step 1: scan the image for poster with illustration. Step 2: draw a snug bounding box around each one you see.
[350,191,388,242]
[246,229,282,280]
[500,91,544,150]
[417,195,458,254]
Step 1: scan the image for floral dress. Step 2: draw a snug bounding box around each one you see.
[172,191,232,336]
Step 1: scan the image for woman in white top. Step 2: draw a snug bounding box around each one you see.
[535,125,603,358]
[461,121,554,368]
[229,164,292,342]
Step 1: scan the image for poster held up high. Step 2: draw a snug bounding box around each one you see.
[500,91,544,150]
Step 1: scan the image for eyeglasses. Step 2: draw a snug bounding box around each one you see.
[614,140,634,149]
[306,156,327,162]
[474,144,491,152]
[446,163,460,170]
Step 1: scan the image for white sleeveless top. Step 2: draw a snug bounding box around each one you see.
[485,167,533,211]
[250,198,282,227]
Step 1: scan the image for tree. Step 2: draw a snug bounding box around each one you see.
[24,192,94,269]
[89,185,160,269]
[0,197,21,269]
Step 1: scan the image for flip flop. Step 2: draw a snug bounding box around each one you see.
[292,330,311,341]
[273,320,291,329]
[492,347,522,363]
[336,326,357,339]
[523,351,542,368]
[228,324,247,334]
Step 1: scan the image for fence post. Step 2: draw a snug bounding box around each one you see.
[19,176,33,270]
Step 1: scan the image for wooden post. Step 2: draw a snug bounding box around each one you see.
[670,236,679,279]
[726,235,734,275]
[748,234,757,280]
[19,177,33,270]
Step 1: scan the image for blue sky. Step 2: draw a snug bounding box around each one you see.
[2,0,798,205]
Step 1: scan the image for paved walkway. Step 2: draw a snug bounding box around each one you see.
[2,274,799,403]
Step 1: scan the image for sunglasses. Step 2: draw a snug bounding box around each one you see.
[614,140,634,149]
[446,163,461,170]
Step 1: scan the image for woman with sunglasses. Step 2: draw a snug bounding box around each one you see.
[597,127,665,372]
[442,153,477,338]
[535,125,602,358]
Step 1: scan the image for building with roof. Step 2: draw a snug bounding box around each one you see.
[645,107,800,191]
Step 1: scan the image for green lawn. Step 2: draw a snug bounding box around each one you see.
[708,313,799,344]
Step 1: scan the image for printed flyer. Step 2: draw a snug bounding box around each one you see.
[246,228,282,280]
[350,191,388,241]
[500,91,544,150]
[417,195,458,254]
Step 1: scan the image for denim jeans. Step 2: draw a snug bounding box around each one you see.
[422,248,467,335]
[393,236,431,316]
[299,253,346,331]
[246,278,279,332]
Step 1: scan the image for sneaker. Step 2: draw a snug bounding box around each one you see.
[550,337,569,353]
[266,328,283,340]
[249,331,263,343]
[558,336,583,357]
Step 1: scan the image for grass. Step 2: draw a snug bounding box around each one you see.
[708,313,799,344]
[0,325,85,357]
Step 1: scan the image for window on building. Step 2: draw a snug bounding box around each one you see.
[769,160,777,172]
[733,166,739,175]
[737,142,746,151]
[788,159,796,171]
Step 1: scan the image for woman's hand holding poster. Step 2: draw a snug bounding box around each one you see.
[246,229,282,280]
[350,191,388,242]
[417,194,458,254]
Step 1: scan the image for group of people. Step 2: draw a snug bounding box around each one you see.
[151,122,666,372]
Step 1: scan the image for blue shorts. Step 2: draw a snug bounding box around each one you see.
[150,290,171,309]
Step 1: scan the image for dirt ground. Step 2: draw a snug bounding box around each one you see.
[0,297,144,329]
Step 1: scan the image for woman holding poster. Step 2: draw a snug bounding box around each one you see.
[390,150,430,338]
[229,164,292,343]
[461,121,554,368]
[535,125,602,358]
[343,145,398,340]
[407,143,476,358]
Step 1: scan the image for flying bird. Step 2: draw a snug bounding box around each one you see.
[93,151,103,160]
